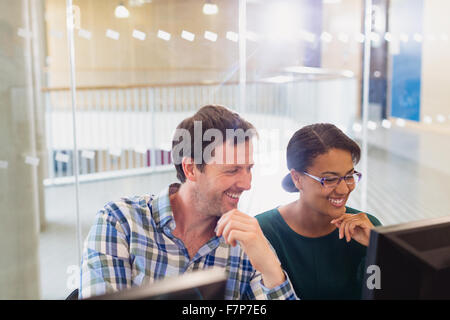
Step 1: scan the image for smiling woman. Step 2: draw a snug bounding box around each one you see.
[256,123,382,300]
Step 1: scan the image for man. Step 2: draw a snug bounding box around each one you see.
[79,105,297,300]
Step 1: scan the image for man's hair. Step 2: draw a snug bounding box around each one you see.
[171,105,257,183]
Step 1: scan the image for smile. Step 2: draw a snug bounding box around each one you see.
[328,197,346,207]
[225,191,241,200]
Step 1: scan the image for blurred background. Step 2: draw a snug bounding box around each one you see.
[1,0,449,299]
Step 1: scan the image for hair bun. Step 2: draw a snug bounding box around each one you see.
[282,173,299,193]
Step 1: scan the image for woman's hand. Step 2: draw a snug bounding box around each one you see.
[330,213,375,247]
[215,209,285,289]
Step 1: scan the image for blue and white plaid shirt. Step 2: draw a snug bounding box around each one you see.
[79,183,298,300]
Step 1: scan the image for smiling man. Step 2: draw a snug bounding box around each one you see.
[79,105,297,300]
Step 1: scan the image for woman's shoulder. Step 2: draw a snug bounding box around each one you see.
[345,206,382,226]
[255,207,280,224]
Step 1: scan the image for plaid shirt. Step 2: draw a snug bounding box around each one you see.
[79,183,298,300]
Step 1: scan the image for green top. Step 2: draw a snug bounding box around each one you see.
[256,207,382,300]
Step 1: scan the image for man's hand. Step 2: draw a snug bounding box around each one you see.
[330,213,375,247]
[215,209,285,289]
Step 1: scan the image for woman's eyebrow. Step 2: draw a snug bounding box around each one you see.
[320,168,355,175]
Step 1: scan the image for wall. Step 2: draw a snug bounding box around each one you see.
[44,0,366,88]
[421,0,450,120]
[45,0,241,87]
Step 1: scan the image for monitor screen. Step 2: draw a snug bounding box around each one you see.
[362,216,450,299]
[84,268,227,300]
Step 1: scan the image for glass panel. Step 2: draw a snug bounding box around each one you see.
[45,0,239,299]
[0,0,79,299]
[359,0,450,225]
[241,0,368,215]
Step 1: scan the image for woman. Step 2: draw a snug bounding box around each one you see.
[256,123,381,300]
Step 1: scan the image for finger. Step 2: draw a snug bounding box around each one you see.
[330,214,350,225]
[339,221,345,239]
[349,221,357,236]
[331,220,342,228]
[345,218,364,241]
[339,217,357,240]
[221,220,252,243]
[218,209,252,226]
[216,212,251,236]
[226,229,249,247]
[347,220,361,242]
[216,210,241,234]
[344,220,352,242]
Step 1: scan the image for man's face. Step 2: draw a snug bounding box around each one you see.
[193,140,254,216]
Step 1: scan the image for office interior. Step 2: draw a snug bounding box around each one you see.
[1,0,449,299]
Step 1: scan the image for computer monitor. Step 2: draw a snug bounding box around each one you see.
[362,216,450,299]
[85,268,227,300]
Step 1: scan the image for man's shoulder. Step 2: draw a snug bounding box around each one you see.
[100,194,155,224]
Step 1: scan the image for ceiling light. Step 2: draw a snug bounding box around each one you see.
[114,3,129,18]
[204,31,217,42]
[181,30,195,42]
[381,119,392,129]
[132,29,146,40]
[413,33,423,43]
[395,118,406,127]
[299,30,316,43]
[157,30,171,41]
[367,121,378,130]
[226,31,238,42]
[203,2,218,15]
[384,32,393,42]
[352,123,362,133]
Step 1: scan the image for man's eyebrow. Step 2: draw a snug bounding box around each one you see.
[320,168,355,175]
[222,163,254,170]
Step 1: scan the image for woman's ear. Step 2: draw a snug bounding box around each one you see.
[290,169,303,191]
[182,157,197,182]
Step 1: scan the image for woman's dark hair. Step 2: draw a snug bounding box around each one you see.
[282,123,361,192]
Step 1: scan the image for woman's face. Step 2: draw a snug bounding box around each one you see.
[295,148,357,219]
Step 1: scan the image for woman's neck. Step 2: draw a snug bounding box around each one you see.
[280,200,337,238]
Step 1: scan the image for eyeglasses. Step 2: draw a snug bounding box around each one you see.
[302,171,362,189]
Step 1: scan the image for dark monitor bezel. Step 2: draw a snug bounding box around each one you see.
[84,268,228,300]
[362,216,450,300]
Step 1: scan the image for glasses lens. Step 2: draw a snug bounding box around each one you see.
[344,173,361,185]
[322,176,340,188]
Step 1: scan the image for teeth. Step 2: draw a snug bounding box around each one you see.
[225,192,240,199]
[329,198,344,205]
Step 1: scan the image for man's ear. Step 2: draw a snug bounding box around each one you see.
[290,169,303,191]
[182,157,197,182]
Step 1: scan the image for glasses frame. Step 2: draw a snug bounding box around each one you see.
[302,171,362,188]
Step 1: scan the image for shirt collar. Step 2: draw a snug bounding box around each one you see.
[150,183,180,231]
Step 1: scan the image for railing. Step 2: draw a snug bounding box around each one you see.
[43,76,358,183]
